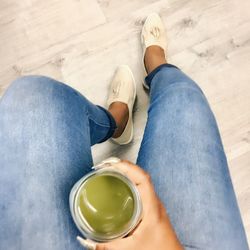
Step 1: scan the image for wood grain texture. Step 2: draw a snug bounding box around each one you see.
[0,0,249,244]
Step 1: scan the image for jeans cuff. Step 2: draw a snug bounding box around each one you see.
[145,63,179,88]
[97,105,117,143]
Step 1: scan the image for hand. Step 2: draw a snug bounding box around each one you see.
[77,159,183,250]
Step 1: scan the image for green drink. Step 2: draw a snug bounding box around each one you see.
[77,174,134,236]
[70,160,142,242]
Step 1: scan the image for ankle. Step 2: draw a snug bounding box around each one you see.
[144,46,167,74]
[108,102,129,138]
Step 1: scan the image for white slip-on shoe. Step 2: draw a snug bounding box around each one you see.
[141,12,167,89]
[107,65,136,145]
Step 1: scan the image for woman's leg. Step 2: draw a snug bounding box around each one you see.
[136,65,249,249]
[0,76,116,250]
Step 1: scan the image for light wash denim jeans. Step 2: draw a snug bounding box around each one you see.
[0,65,248,250]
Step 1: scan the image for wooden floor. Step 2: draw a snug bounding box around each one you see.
[0,0,249,244]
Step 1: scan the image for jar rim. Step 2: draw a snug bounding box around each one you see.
[69,167,142,242]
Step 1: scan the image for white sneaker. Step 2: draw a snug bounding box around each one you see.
[141,13,167,89]
[107,65,136,145]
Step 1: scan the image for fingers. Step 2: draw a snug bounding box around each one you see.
[93,158,163,226]
[77,236,134,250]
[110,160,151,186]
[94,158,155,198]
[76,234,132,250]
[118,161,167,222]
[76,236,126,250]
[76,236,96,250]
[114,160,156,195]
[95,236,134,250]
[109,160,161,218]
[93,157,149,185]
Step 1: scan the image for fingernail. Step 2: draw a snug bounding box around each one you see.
[92,157,121,170]
[76,236,96,250]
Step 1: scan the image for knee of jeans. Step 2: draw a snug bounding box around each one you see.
[10,75,56,92]
[5,75,64,102]
[4,75,90,116]
[151,68,203,96]
[154,79,204,102]
[149,80,208,117]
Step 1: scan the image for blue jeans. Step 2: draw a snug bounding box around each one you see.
[0,65,248,250]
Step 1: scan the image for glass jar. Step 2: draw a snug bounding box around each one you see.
[69,161,142,242]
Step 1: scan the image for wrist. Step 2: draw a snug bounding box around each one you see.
[158,218,183,250]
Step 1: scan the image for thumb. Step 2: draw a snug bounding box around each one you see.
[96,237,134,250]
[76,235,133,250]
